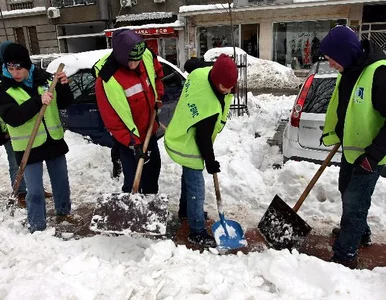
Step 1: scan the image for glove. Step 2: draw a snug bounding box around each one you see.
[129,144,151,164]
[155,100,163,114]
[0,132,10,146]
[354,153,377,174]
[206,160,220,174]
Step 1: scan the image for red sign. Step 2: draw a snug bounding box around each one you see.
[105,27,174,37]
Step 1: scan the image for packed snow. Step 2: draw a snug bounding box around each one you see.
[204,47,303,90]
[1,50,386,299]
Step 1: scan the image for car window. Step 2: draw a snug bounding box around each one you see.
[161,63,185,88]
[69,70,96,104]
[302,77,336,113]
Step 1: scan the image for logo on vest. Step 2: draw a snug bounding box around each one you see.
[187,103,199,118]
[353,87,364,104]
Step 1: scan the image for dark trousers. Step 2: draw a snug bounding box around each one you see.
[118,135,161,194]
[333,155,383,260]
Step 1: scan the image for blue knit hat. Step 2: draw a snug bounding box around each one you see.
[319,26,363,69]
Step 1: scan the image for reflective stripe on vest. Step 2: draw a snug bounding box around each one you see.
[323,60,386,164]
[94,49,158,139]
[164,67,233,170]
[6,84,64,151]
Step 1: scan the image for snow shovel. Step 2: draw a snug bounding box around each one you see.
[7,63,65,216]
[90,109,168,236]
[211,173,247,249]
[258,143,340,250]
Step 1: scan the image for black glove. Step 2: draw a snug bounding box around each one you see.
[206,160,220,174]
[130,144,150,164]
[354,153,378,174]
[0,132,10,146]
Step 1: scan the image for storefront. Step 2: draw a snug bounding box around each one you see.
[180,0,363,69]
[273,20,340,69]
[105,22,184,67]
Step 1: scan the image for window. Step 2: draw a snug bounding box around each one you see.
[14,27,26,48]
[161,63,185,90]
[69,71,96,104]
[272,20,338,69]
[198,25,239,57]
[28,27,40,55]
[9,1,33,10]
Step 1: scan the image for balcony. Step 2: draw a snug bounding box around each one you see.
[51,0,96,8]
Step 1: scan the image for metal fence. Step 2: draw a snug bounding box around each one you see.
[231,53,249,117]
[361,22,386,51]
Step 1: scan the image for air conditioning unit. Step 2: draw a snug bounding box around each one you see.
[47,7,60,19]
[120,0,132,7]
[154,0,166,3]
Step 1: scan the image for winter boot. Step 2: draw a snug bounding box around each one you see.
[332,227,372,247]
[188,230,217,248]
[17,192,27,209]
[56,214,84,225]
[329,255,358,269]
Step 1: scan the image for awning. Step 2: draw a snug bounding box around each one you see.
[116,12,174,22]
[104,20,184,38]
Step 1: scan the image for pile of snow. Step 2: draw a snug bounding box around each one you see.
[1,93,386,299]
[204,47,303,90]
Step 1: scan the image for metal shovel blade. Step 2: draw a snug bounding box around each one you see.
[90,193,168,236]
[212,213,248,250]
[258,195,312,250]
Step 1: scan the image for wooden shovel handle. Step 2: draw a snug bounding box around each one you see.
[11,63,65,198]
[213,173,223,214]
[292,143,340,212]
[132,108,157,193]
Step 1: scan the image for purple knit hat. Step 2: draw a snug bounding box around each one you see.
[112,29,145,66]
[319,26,363,69]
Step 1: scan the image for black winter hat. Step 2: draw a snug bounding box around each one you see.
[3,43,32,70]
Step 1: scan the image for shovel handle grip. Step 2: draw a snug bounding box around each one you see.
[292,143,340,212]
[11,63,65,199]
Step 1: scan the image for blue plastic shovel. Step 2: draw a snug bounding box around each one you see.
[211,173,247,250]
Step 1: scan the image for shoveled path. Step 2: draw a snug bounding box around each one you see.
[54,203,386,270]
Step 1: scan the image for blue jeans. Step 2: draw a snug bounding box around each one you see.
[4,140,27,193]
[119,135,161,194]
[24,155,71,232]
[333,155,383,260]
[181,166,206,234]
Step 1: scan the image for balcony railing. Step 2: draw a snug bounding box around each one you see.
[51,0,96,7]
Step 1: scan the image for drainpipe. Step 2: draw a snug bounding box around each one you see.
[0,6,8,40]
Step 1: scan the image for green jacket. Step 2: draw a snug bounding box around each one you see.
[5,84,63,151]
[322,60,386,164]
[164,67,233,169]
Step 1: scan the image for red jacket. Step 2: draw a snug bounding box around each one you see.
[95,57,164,146]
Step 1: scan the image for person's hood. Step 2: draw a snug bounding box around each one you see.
[111,29,144,67]
[346,40,386,73]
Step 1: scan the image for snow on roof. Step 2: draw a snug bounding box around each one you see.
[179,3,232,14]
[1,6,46,18]
[117,12,174,22]
[204,47,302,90]
[105,20,184,33]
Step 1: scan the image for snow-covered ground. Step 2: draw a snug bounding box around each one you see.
[204,47,303,90]
[1,92,386,299]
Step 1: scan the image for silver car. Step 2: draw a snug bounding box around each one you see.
[282,61,341,164]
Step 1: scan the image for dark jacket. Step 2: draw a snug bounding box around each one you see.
[195,71,225,166]
[336,40,386,163]
[0,65,73,165]
[0,124,9,145]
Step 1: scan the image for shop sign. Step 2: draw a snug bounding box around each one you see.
[105,27,174,37]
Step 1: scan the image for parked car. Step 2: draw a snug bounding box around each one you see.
[282,60,341,165]
[31,53,70,70]
[46,49,186,148]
